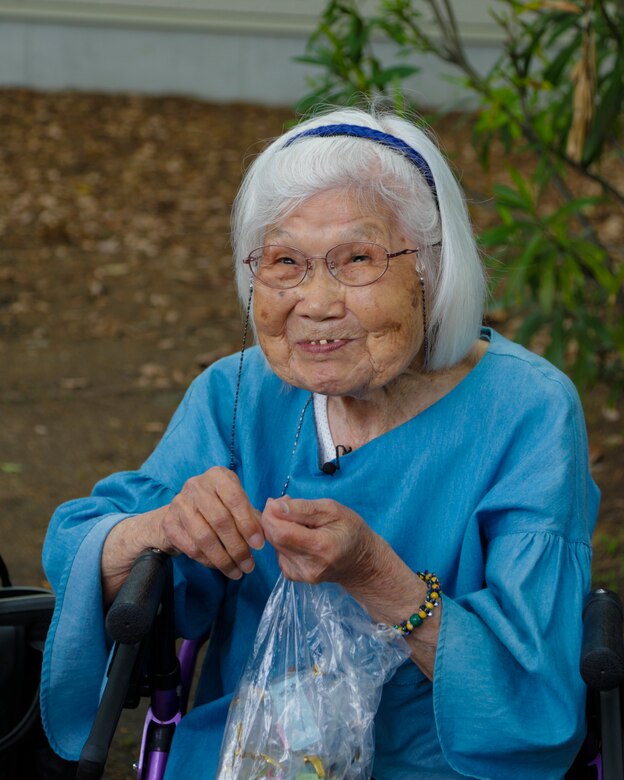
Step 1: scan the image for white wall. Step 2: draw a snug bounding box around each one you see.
[0,1,503,107]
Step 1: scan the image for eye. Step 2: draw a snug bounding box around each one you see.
[349,253,372,264]
[262,247,303,266]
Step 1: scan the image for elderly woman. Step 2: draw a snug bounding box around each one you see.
[41,107,598,779]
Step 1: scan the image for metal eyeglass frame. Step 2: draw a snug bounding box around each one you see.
[243,242,420,289]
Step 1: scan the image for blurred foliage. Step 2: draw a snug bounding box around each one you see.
[295,0,624,396]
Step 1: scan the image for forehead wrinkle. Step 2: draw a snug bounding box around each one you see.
[265,219,390,247]
[264,226,295,243]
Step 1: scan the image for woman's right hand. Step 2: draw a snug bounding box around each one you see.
[101,466,264,604]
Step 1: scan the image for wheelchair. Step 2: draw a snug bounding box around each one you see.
[0,556,65,779]
[71,549,624,780]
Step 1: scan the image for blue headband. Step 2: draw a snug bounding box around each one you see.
[283,123,438,206]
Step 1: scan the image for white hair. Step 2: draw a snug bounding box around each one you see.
[231,106,486,370]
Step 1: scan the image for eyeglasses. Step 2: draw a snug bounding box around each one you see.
[243,242,420,289]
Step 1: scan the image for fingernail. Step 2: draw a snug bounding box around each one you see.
[276,500,289,515]
[249,533,264,550]
[240,558,255,574]
[230,568,243,580]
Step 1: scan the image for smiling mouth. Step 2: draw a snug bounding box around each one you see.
[299,338,351,353]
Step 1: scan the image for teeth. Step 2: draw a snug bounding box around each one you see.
[311,339,335,345]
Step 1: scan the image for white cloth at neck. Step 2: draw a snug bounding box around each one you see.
[313,393,335,466]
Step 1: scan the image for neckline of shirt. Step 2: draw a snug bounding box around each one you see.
[310,328,494,466]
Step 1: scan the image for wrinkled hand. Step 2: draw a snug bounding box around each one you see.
[260,496,381,589]
[158,466,264,579]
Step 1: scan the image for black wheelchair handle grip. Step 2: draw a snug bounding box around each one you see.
[580,588,624,691]
[105,548,170,644]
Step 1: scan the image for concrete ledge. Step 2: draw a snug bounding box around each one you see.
[0,4,502,106]
[0,0,503,40]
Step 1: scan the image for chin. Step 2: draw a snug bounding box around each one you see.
[299,373,366,398]
[278,369,341,396]
[273,356,368,396]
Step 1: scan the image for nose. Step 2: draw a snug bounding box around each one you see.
[295,258,346,319]
[303,255,339,282]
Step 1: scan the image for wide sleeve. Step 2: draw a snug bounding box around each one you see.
[40,365,235,760]
[433,371,599,778]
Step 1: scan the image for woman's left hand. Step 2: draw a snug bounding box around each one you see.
[260,496,383,590]
[262,495,441,679]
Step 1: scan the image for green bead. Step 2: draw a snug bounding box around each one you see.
[409,613,424,627]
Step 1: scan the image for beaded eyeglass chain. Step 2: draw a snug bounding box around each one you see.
[229,279,254,472]
[228,279,313,497]
[419,272,428,362]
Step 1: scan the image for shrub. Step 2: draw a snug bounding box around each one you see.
[296,0,624,396]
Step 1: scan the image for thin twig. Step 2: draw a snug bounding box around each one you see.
[596,0,622,45]
[417,3,624,205]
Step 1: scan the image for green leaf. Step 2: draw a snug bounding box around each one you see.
[576,247,619,293]
[479,223,520,247]
[347,12,367,62]
[515,308,546,345]
[543,37,581,87]
[544,196,602,222]
[518,230,545,269]
[493,183,532,212]
[1,462,22,474]
[376,64,419,82]
[538,258,556,314]
[541,11,582,50]
[508,167,536,209]
[295,52,337,67]
[545,312,566,368]
[504,235,542,295]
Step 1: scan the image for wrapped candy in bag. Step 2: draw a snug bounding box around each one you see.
[216,575,410,780]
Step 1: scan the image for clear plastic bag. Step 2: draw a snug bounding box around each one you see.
[216,575,410,780]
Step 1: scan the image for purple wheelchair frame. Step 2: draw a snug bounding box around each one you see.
[134,637,203,780]
[75,550,624,780]
[76,550,207,780]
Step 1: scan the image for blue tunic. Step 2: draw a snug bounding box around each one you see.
[41,330,599,779]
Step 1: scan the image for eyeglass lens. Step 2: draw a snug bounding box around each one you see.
[247,242,390,288]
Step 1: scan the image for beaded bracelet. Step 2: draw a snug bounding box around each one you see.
[394,571,442,636]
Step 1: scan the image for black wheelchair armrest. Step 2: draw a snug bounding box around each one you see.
[581,588,624,692]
